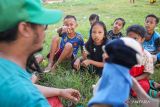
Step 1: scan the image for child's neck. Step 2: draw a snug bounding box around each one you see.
[68,32,76,38]
[113,29,120,34]
[94,41,103,46]
[145,31,154,41]
[148,30,154,35]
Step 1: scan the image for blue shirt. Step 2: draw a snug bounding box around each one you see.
[88,63,132,107]
[0,58,50,107]
[143,31,160,54]
[60,33,84,56]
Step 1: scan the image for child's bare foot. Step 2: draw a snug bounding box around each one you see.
[44,66,51,73]
[44,68,51,73]
[44,63,53,73]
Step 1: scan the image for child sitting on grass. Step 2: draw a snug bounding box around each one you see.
[107,18,125,40]
[88,37,143,107]
[126,24,159,98]
[73,21,108,77]
[46,15,85,71]
[143,14,160,63]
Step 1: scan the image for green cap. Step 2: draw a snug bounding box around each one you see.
[0,0,63,32]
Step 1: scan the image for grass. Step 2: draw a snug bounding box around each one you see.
[39,0,160,106]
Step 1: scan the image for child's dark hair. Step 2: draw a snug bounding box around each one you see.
[145,14,159,24]
[114,18,126,27]
[89,14,99,21]
[87,21,107,46]
[64,15,77,21]
[126,24,147,38]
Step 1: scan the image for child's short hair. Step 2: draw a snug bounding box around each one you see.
[145,14,159,24]
[89,14,99,21]
[126,24,147,38]
[64,15,77,21]
[114,18,126,27]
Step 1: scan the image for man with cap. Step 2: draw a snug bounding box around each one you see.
[0,0,80,107]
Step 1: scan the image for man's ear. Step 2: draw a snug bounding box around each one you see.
[18,22,32,38]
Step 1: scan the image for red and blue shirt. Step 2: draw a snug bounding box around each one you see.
[60,33,84,57]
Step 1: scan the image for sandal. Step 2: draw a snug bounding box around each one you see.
[149,80,160,91]
[149,80,157,90]
[148,89,160,98]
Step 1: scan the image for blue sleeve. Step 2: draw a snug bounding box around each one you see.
[78,34,84,46]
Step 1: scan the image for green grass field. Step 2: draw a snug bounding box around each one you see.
[39,0,160,106]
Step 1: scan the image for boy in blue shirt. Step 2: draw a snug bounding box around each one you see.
[143,14,160,63]
[46,15,84,71]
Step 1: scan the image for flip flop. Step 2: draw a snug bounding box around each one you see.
[149,89,159,98]
[149,80,157,90]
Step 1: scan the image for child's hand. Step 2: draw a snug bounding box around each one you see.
[61,25,68,33]
[60,88,81,103]
[81,59,91,67]
[73,59,81,70]
[82,51,88,60]
[61,26,72,34]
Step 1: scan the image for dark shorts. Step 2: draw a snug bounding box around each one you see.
[47,48,63,62]
[47,48,75,63]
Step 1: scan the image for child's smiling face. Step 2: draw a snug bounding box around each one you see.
[91,23,105,45]
[63,18,77,34]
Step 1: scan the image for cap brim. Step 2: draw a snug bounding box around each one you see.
[30,9,63,25]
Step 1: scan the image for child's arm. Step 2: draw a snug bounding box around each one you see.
[135,51,154,81]
[57,27,63,36]
[81,59,104,68]
[73,57,82,70]
[57,26,68,37]
[35,84,80,102]
[132,77,159,107]
[135,72,150,81]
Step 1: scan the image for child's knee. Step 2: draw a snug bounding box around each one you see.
[64,42,73,50]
